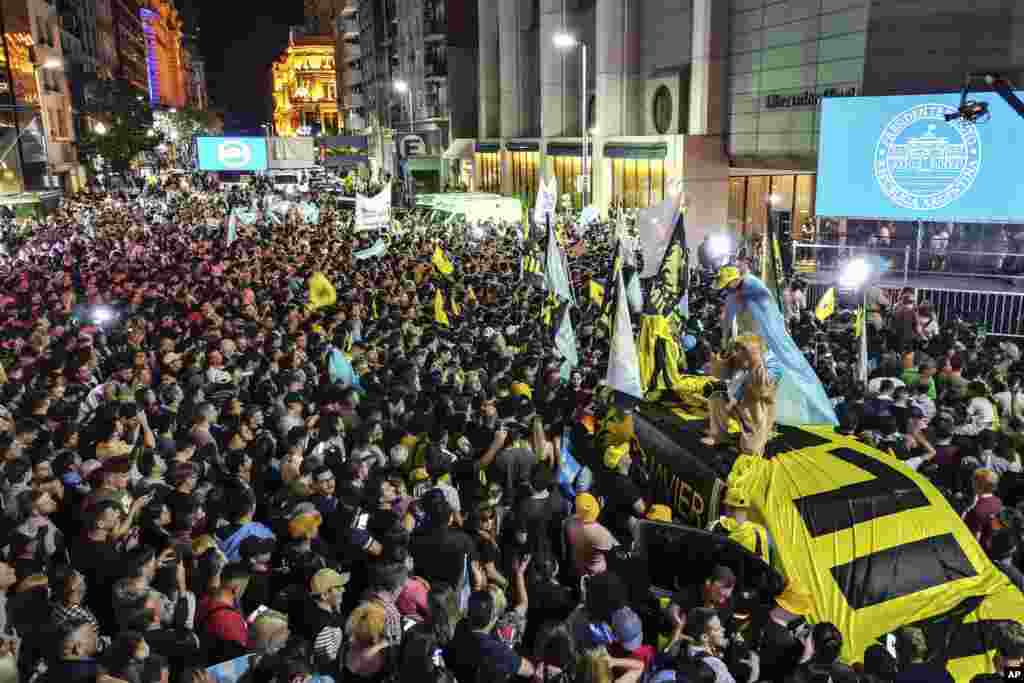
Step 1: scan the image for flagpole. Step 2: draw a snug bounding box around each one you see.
[859,287,869,385]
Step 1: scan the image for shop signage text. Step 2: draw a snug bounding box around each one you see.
[765,86,857,109]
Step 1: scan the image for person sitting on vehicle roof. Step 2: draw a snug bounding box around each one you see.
[701,334,781,459]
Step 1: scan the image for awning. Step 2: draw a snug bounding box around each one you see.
[443,138,475,160]
[405,157,442,172]
[604,143,668,159]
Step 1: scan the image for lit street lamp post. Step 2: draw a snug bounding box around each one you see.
[553,31,588,208]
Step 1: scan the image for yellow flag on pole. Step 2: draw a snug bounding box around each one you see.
[432,246,454,276]
[434,289,450,327]
[588,280,605,306]
[815,287,836,321]
[306,272,337,312]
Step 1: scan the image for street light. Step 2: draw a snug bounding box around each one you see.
[554,31,589,207]
[394,79,413,132]
[839,257,872,383]
[839,257,871,289]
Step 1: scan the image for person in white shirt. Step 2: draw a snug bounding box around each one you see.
[956,382,998,436]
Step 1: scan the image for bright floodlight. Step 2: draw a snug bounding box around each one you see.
[94,122,107,135]
[42,57,62,69]
[708,234,731,258]
[92,305,115,324]
[393,80,409,93]
[470,225,484,239]
[839,258,871,289]
[768,193,782,206]
[553,32,577,49]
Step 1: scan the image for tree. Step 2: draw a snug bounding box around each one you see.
[74,79,163,176]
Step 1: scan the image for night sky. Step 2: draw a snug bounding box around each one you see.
[196,3,304,133]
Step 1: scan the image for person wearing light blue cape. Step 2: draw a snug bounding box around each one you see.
[715,266,838,427]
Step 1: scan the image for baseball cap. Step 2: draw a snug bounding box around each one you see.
[776,577,813,615]
[645,504,672,523]
[239,535,276,560]
[714,265,741,290]
[575,493,600,523]
[611,607,643,651]
[309,568,350,596]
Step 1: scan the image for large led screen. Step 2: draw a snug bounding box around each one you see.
[196,137,269,172]
[816,92,1024,222]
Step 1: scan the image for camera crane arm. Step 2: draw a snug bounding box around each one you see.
[946,72,1024,122]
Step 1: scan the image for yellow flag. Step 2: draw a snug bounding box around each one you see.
[433,289,449,327]
[854,307,865,338]
[815,287,836,321]
[588,280,605,306]
[466,286,478,306]
[306,272,337,311]
[451,296,461,318]
[432,246,454,276]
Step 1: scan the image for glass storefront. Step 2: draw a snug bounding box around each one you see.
[475,151,501,194]
[551,154,582,209]
[729,174,816,239]
[507,148,539,205]
[610,158,667,209]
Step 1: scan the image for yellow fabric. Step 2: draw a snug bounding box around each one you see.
[432,246,454,276]
[815,287,836,321]
[588,280,605,306]
[638,315,685,395]
[724,519,771,564]
[306,272,337,311]
[603,442,630,469]
[466,287,478,306]
[744,428,1024,675]
[433,289,449,327]
[602,409,635,447]
[714,265,740,290]
[451,297,461,318]
[854,307,865,339]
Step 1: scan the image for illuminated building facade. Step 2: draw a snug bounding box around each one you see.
[271,28,340,136]
[139,0,185,109]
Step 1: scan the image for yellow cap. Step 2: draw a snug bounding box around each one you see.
[646,504,673,523]
[511,382,533,400]
[714,266,741,290]
[776,578,813,616]
[603,442,630,469]
[576,493,601,523]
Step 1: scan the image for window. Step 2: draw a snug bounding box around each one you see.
[610,159,666,209]
[476,152,501,194]
[552,155,582,210]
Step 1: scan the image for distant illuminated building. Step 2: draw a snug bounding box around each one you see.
[271,27,340,136]
[139,0,186,108]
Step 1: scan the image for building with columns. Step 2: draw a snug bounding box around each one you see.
[271,27,341,137]
[474,0,731,241]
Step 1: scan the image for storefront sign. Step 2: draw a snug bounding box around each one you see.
[765,86,857,109]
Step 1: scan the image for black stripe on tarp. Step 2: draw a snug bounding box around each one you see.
[793,447,930,538]
[830,533,977,610]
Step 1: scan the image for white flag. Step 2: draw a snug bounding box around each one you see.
[533,177,557,228]
[606,268,644,401]
[356,186,391,231]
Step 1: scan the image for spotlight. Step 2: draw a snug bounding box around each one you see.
[839,258,871,289]
[91,305,115,325]
[708,235,731,258]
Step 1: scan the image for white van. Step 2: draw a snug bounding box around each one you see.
[269,169,309,195]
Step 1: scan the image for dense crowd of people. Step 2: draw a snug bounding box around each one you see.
[0,175,1020,683]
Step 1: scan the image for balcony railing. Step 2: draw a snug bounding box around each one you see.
[423,20,445,40]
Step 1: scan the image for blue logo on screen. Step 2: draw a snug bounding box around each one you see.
[874,104,982,211]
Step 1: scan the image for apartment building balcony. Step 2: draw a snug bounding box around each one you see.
[341,17,359,37]
[423,21,445,42]
[425,61,447,81]
[344,93,365,109]
[343,69,362,88]
[345,43,362,60]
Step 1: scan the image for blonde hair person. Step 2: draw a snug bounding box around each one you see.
[344,602,392,678]
[577,646,645,683]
